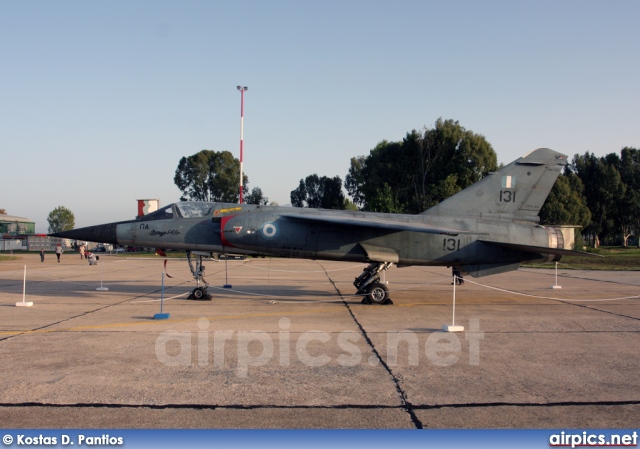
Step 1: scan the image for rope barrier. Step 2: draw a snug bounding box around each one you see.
[460,277,640,302]
[2,258,638,304]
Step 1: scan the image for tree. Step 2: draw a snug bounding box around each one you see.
[606,147,640,246]
[290,174,346,209]
[367,182,403,213]
[539,173,591,228]
[344,156,366,208]
[174,150,248,202]
[345,118,498,213]
[47,206,75,233]
[245,187,269,205]
[571,152,625,247]
[343,198,358,211]
[0,209,6,215]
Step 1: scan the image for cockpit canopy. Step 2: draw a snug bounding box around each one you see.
[138,202,213,221]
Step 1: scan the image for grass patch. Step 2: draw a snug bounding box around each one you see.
[523,246,640,270]
[0,255,18,261]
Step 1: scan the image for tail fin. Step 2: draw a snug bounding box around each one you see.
[422,148,567,222]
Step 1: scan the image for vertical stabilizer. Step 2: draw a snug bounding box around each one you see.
[422,148,567,221]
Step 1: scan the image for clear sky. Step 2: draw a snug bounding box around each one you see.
[1,0,639,232]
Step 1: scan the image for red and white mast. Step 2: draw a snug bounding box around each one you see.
[237,85,248,204]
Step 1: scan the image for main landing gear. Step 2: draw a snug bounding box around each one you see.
[354,262,393,305]
[186,251,212,300]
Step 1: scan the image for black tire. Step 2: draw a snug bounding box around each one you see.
[192,287,206,300]
[366,282,389,305]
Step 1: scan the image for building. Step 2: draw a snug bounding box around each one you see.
[0,215,35,235]
[0,214,73,251]
[0,215,35,250]
[137,199,159,218]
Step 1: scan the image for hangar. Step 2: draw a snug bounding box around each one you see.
[0,214,35,235]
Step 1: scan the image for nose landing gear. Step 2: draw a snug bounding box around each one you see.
[186,251,212,300]
[354,262,393,305]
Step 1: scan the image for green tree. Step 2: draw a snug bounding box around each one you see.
[47,206,75,233]
[343,198,358,211]
[344,156,366,208]
[367,182,403,213]
[539,173,591,228]
[571,152,624,247]
[345,118,497,213]
[245,187,269,205]
[291,174,346,209]
[607,147,640,246]
[174,150,248,202]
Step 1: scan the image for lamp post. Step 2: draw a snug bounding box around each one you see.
[237,85,248,204]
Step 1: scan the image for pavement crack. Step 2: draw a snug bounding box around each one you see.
[548,298,640,322]
[316,262,424,429]
[0,288,177,343]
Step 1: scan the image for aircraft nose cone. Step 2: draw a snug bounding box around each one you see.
[49,222,120,245]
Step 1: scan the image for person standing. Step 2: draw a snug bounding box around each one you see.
[40,248,45,262]
[55,244,63,263]
[79,244,85,260]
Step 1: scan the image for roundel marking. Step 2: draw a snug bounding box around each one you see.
[262,222,278,239]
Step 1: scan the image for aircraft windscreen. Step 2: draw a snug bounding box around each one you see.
[176,202,213,218]
[139,204,174,221]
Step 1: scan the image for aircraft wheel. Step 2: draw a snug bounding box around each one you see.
[192,287,207,300]
[366,282,389,305]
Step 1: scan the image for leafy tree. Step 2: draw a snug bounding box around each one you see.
[174,150,248,202]
[290,179,308,208]
[245,187,269,205]
[345,118,497,213]
[343,198,358,211]
[0,209,6,215]
[539,173,591,228]
[367,182,403,213]
[291,174,346,209]
[570,152,625,247]
[47,206,75,233]
[344,156,366,208]
[606,147,640,246]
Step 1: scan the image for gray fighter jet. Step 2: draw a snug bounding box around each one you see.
[51,148,585,303]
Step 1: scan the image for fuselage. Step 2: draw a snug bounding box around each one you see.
[50,148,573,282]
[104,201,559,270]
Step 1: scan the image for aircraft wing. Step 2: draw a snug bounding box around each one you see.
[281,213,479,236]
[478,240,601,257]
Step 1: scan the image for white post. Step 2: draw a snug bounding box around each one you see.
[154,270,170,319]
[160,271,165,314]
[16,265,33,307]
[552,261,562,289]
[452,279,456,326]
[97,261,109,291]
[223,256,232,288]
[442,273,464,332]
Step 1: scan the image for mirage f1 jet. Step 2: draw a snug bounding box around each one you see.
[51,148,585,303]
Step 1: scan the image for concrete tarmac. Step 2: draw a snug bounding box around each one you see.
[1,253,638,428]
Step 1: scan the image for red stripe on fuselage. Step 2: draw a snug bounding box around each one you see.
[220,215,237,247]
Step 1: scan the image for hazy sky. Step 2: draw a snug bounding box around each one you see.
[2,0,639,232]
